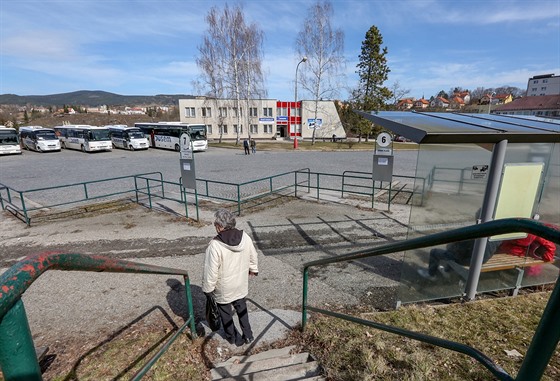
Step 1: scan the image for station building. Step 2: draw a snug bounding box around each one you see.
[178,97,346,141]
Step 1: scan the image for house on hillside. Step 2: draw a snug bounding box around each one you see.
[430,96,450,109]
[493,95,560,117]
[453,91,471,105]
[449,96,465,109]
[480,93,513,105]
[413,98,429,109]
[396,98,414,110]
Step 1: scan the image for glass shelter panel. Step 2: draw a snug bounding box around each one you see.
[398,142,558,305]
[398,143,490,304]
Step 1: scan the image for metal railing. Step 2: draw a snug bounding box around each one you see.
[1,168,423,225]
[302,218,560,381]
[0,172,164,225]
[0,253,196,381]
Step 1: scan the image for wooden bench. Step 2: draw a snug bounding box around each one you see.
[443,253,549,296]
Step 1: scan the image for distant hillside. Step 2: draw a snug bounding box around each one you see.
[0,90,195,106]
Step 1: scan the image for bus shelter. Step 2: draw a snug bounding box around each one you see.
[356,111,560,304]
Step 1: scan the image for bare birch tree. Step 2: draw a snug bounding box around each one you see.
[196,3,265,145]
[296,0,345,145]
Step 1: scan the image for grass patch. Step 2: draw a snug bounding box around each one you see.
[35,291,560,380]
[295,291,560,380]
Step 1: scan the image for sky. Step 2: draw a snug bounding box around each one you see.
[1,0,559,102]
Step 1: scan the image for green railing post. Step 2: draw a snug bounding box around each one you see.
[302,267,309,330]
[195,189,199,221]
[183,275,197,337]
[269,177,273,195]
[83,183,89,199]
[19,191,30,226]
[183,186,189,220]
[146,179,152,209]
[0,299,42,381]
[371,179,375,209]
[294,171,298,197]
[237,185,241,216]
[388,181,392,212]
[515,277,560,381]
[316,174,320,201]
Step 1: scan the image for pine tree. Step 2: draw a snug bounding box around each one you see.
[355,25,391,111]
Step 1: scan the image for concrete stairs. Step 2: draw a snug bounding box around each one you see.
[210,345,324,380]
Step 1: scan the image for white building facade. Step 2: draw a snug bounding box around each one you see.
[526,74,560,96]
[178,97,346,141]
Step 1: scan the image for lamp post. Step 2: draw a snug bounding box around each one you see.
[294,56,307,148]
[488,91,496,114]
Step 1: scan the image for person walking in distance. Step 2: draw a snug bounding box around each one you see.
[250,138,256,154]
[243,138,250,155]
[202,209,259,345]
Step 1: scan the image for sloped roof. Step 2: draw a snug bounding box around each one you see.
[495,95,560,111]
[355,110,560,144]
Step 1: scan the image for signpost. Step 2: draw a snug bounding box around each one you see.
[373,132,395,211]
[179,133,198,220]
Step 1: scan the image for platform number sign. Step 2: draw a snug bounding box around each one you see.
[375,132,393,156]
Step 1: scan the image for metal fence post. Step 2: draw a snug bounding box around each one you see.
[19,191,30,226]
[237,185,241,216]
[0,299,42,381]
[183,275,197,338]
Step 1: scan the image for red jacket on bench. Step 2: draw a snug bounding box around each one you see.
[498,232,557,262]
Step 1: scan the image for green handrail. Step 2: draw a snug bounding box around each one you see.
[302,218,560,381]
[0,253,197,381]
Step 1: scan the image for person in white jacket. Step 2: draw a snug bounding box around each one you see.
[202,209,259,345]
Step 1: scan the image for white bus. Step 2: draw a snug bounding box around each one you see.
[0,127,21,155]
[19,126,61,152]
[134,122,208,152]
[106,125,149,151]
[54,125,112,152]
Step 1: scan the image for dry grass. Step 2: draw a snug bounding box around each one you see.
[30,290,560,381]
[296,291,560,380]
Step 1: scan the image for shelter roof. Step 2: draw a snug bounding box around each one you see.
[355,111,560,144]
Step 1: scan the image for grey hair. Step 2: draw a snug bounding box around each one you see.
[214,209,236,230]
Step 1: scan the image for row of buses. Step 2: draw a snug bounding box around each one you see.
[0,123,208,155]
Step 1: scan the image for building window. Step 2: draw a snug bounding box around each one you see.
[233,124,243,134]
[263,107,272,117]
[533,80,538,84]
[249,107,258,117]
[532,87,537,92]
[184,107,195,118]
[233,108,243,118]
[219,107,228,117]
[541,87,547,91]
[219,125,228,134]
[263,124,273,134]
[207,125,212,134]
[250,124,258,134]
[201,107,212,117]
[543,79,548,83]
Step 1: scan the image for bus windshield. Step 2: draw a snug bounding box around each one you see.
[35,131,58,140]
[0,131,18,145]
[88,129,111,141]
[190,126,207,140]
[128,130,145,139]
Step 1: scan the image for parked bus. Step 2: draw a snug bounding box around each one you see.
[54,125,112,152]
[106,125,149,151]
[134,122,208,152]
[0,127,21,155]
[19,126,61,152]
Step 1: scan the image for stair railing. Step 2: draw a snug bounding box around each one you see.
[0,252,196,381]
[302,218,560,381]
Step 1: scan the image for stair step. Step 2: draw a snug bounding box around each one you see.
[211,352,311,379]
[217,360,320,381]
[214,345,297,368]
